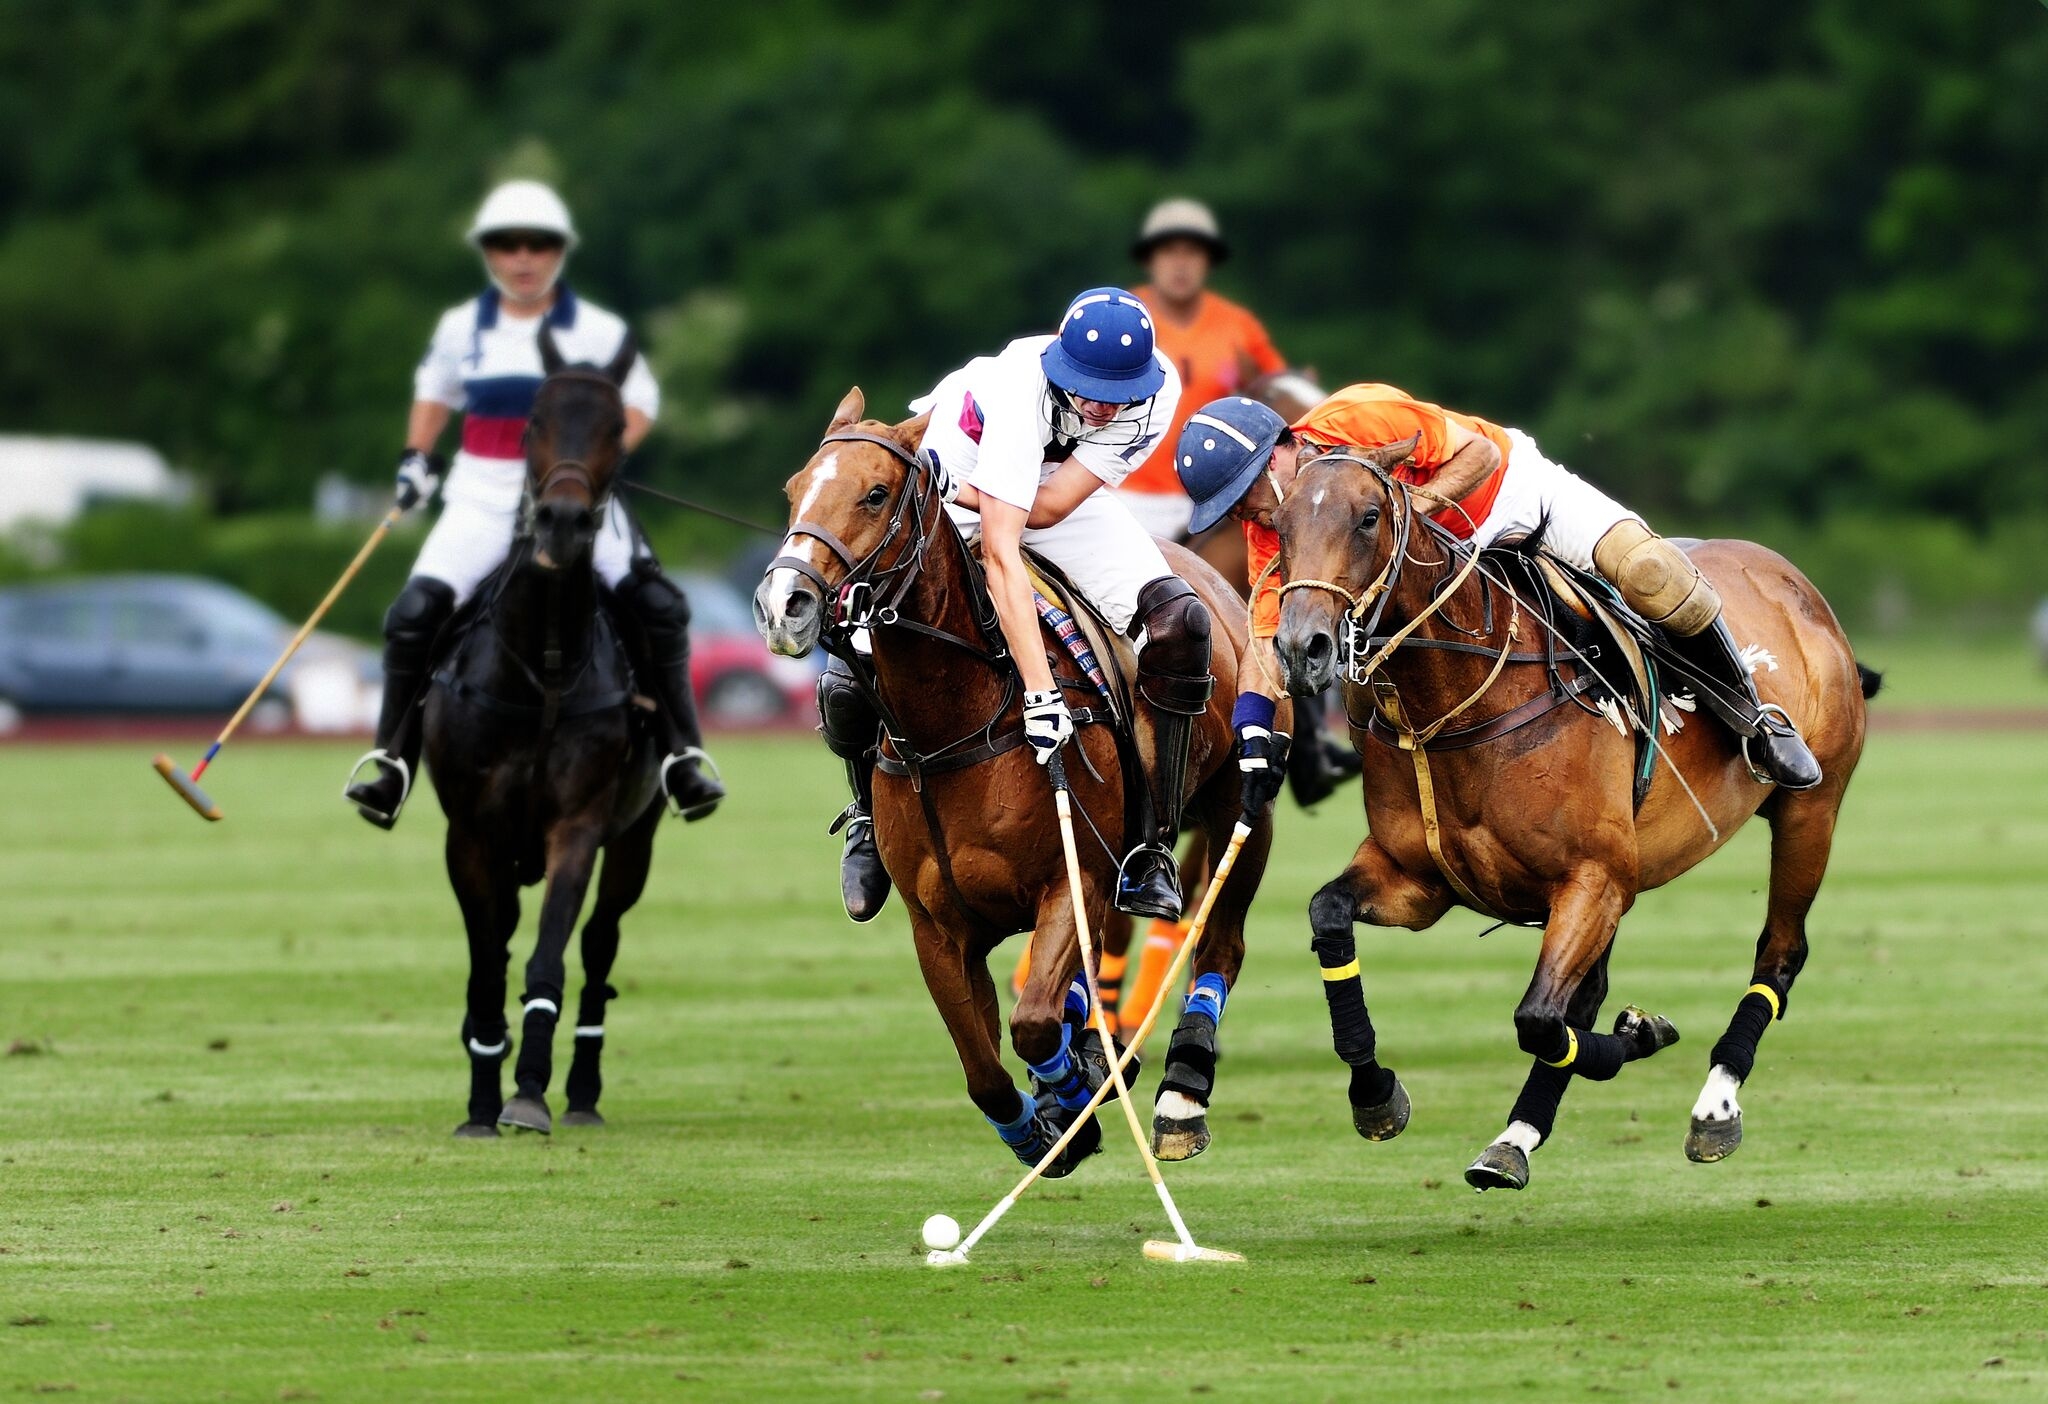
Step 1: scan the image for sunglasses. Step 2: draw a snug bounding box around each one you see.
[481,232,566,254]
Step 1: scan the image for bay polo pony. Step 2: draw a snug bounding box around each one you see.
[756,390,1274,1173]
[1270,439,1874,1190]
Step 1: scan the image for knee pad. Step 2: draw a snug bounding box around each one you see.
[1133,576,1215,714]
[385,577,455,648]
[1593,520,1720,636]
[816,658,880,759]
[616,567,691,639]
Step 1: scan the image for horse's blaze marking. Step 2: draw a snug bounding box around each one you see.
[765,452,842,626]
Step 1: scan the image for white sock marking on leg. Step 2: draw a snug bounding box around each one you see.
[1692,1064,1743,1122]
[1494,1120,1542,1154]
[1155,1090,1205,1122]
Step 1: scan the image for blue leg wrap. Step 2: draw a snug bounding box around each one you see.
[1028,1023,1090,1111]
[1184,972,1229,1025]
[986,1088,1036,1146]
[1064,973,1090,1022]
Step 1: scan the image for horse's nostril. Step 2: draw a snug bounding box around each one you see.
[785,591,816,620]
[1305,631,1334,666]
[573,508,594,532]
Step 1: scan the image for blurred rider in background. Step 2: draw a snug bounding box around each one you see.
[1123,199,1285,545]
[343,180,725,830]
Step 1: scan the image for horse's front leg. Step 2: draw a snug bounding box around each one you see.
[1004,886,1113,1178]
[1309,836,1451,1140]
[563,803,660,1127]
[1468,863,1677,1191]
[502,822,604,1134]
[447,821,518,1137]
[1151,807,1271,1161]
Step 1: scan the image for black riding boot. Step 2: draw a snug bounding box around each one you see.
[819,657,890,922]
[1285,686,1361,808]
[345,577,454,829]
[1676,616,1822,791]
[1117,578,1215,921]
[614,568,725,821]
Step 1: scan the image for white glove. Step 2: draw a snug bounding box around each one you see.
[395,449,445,512]
[1022,688,1073,765]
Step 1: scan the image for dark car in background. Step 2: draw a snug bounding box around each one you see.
[0,575,376,733]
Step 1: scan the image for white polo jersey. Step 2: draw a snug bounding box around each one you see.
[910,334,1180,512]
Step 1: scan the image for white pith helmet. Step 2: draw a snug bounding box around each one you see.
[466,180,579,251]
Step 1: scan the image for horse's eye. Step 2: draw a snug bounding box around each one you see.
[863,485,890,509]
[1357,508,1381,533]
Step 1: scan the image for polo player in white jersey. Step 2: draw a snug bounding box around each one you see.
[343,180,725,828]
[813,288,1214,923]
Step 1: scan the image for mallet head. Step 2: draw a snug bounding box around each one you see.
[152,754,222,821]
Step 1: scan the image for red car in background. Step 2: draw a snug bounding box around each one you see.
[680,574,819,728]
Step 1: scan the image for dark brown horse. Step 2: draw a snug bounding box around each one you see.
[1271,440,1873,1189]
[426,331,663,1137]
[756,389,1274,1171]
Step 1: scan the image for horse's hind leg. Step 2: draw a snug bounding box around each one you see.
[1152,808,1265,1160]
[448,823,518,1137]
[1469,951,1616,1189]
[1688,788,1838,1163]
[504,824,604,1134]
[563,804,660,1127]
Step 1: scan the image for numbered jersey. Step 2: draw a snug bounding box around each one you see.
[910,335,1181,512]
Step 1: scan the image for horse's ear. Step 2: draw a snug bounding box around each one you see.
[605,330,638,386]
[893,410,932,454]
[537,323,565,376]
[827,386,865,432]
[1367,432,1422,469]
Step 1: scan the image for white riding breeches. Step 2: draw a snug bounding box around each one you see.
[948,488,1172,636]
[410,453,641,604]
[1471,428,1640,571]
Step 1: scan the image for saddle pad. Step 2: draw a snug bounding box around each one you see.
[1534,555,1653,725]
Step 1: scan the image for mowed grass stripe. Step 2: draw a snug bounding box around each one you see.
[1,732,2044,1401]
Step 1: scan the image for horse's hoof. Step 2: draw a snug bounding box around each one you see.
[1037,1107,1102,1179]
[1686,1113,1743,1163]
[1464,1141,1529,1192]
[560,1108,606,1127]
[1351,1073,1411,1142]
[498,1095,552,1134]
[1614,1005,1681,1061]
[1151,1090,1210,1161]
[453,1121,500,1139]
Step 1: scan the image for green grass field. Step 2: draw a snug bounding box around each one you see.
[3,722,2045,1402]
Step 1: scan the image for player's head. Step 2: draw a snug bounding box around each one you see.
[1176,396,1294,533]
[1133,198,1227,304]
[467,181,577,304]
[1040,288,1164,444]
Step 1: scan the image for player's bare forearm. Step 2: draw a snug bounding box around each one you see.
[978,500,1055,694]
[1026,462,1103,529]
[1240,636,1287,702]
[407,401,452,454]
[1413,437,1500,515]
[623,408,653,452]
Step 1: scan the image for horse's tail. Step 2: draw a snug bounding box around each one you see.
[1856,661,1884,699]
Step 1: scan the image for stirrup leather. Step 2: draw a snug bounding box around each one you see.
[344,749,412,823]
[828,802,870,838]
[660,745,724,819]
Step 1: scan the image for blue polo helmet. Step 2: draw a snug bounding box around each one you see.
[1041,288,1165,404]
[1177,396,1289,534]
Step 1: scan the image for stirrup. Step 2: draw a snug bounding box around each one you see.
[1114,841,1183,920]
[1739,702,1792,786]
[344,749,412,825]
[660,746,724,820]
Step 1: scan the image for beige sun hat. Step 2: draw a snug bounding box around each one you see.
[1132,197,1229,264]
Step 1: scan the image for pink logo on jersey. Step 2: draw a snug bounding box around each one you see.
[959,392,985,444]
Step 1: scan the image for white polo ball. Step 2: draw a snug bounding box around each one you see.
[921,1213,962,1251]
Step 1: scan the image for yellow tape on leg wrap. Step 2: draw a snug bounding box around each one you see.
[1320,959,1361,982]
[1540,1026,1580,1069]
[1746,983,1783,1021]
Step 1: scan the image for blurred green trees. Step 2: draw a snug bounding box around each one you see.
[3,0,2044,620]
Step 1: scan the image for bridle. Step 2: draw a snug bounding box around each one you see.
[519,365,624,537]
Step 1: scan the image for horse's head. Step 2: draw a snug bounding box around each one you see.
[1271,434,1420,695]
[525,323,636,573]
[755,387,934,657]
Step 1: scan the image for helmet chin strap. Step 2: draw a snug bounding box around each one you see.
[483,253,569,309]
[1265,467,1286,505]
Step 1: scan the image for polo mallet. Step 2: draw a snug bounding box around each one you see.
[152,507,403,821]
[928,754,1254,1267]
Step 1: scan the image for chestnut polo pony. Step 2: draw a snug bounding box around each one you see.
[756,389,1274,1175]
[1270,438,1876,1191]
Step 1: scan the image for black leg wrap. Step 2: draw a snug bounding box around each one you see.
[1553,1026,1629,1082]
[513,1004,557,1099]
[1309,888,1379,1068]
[1507,1060,1573,1144]
[1159,1012,1218,1105]
[1708,991,1777,1083]
[459,1016,509,1126]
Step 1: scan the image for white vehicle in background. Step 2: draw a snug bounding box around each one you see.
[2033,597,2048,670]
[0,436,190,532]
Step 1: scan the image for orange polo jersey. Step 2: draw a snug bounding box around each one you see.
[1291,383,1512,540]
[1124,288,1285,496]
[1246,519,1283,640]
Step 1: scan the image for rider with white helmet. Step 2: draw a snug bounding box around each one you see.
[819,288,1210,923]
[344,180,725,828]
